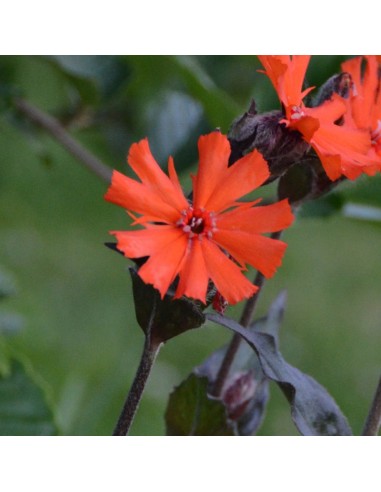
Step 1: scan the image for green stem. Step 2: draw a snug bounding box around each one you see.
[362,374,381,436]
[113,337,161,436]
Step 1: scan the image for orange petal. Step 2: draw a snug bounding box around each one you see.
[168,155,185,197]
[342,56,378,129]
[204,150,270,213]
[291,114,320,141]
[258,55,311,107]
[373,73,381,126]
[217,199,294,234]
[310,123,375,180]
[213,230,287,279]
[257,55,288,98]
[174,238,210,303]
[284,56,311,106]
[313,150,342,181]
[200,240,258,305]
[104,170,181,223]
[314,123,370,155]
[314,132,376,181]
[128,139,189,212]
[340,164,365,181]
[341,56,362,89]
[341,56,364,126]
[361,55,379,126]
[307,95,346,123]
[137,232,188,299]
[110,226,184,259]
[192,132,231,209]
[360,162,380,176]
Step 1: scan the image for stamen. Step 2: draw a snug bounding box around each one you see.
[290,105,306,120]
[178,207,214,239]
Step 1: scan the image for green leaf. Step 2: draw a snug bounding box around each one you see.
[139,89,203,163]
[207,313,352,436]
[125,56,241,132]
[165,374,235,436]
[129,268,205,343]
[40,56,100,105]
[0,359,58,436]
[172,56,241,131]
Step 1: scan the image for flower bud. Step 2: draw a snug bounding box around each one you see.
[222,371,258,420]
[278,156,346,206]
[228,100,309,182]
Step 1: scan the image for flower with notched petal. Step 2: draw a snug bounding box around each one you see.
[105,132,294,305]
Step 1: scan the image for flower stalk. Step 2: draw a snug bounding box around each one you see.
[362,373,381,436]
[113,335,162,436]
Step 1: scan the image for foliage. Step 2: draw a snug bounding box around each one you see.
[1,55,380,435]
[0,359,57,436]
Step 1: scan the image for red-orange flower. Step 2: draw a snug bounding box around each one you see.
[258,55,376,181]
[341,55,381,174]
[105,132,294,305]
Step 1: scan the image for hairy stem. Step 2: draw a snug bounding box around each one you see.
[113,337,161,436]
[13,98,112,183]
[362,374,381,436]
[211,230,282,398]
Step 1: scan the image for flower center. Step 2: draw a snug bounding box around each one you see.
[289,105,306,120]
[177,207,216,239]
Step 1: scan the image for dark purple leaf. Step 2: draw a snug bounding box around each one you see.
[206,312,352,436]
[129,268,205,343]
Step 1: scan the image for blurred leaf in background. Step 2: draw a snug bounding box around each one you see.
[0,359,57,436]
[0,55,380,435]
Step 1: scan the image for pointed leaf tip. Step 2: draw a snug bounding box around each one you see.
[0,359,58,436]
[207,313,352,436]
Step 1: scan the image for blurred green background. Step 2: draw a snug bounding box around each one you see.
[0,55,380,435]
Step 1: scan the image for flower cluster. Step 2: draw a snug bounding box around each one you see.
[105,132,294,305]
[341,55,381,175]
[105,56,381,309]
[103,56,381,438]
[258,55,381,181]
